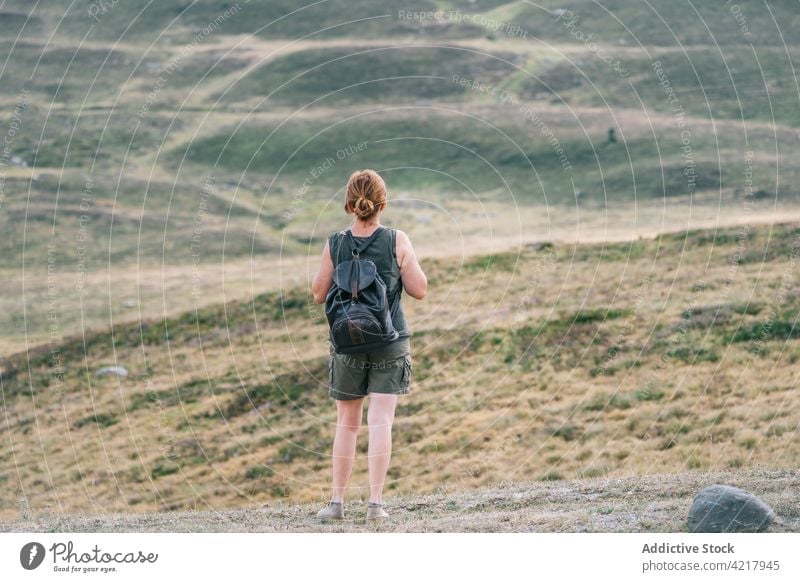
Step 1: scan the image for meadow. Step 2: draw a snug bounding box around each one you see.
[1,221,798,517]
[1,0,799,521]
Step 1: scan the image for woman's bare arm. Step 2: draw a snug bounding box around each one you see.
[396,230,427,300]
[311,240,334,304]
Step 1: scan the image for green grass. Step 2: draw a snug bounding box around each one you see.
[23,0,800,47]
[0,167,275,272]
[179,110,774,202]
[726,316,800,345]
[0,286,314,401]
[23,0,475,41]
[180,113,559,195]
[179,98,800,216]
[0,42,133,102]
[462,252,520,272]
[244,466,274,479]
[584,392,633,411]
[3,221,796,385]
[220,364,324,419]
[550,424,579,441]
[73,412,119,429]
[126,379,212,412]
[0,10,44,36]
[160,53,251,88]
[151,462,179,479]
[525,47,800,127]
[571,308,631,324]
[506,0,800,47]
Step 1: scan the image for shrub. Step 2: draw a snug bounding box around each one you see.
[245,466,274,480]
[151,462,179,479]
[73,413,118,429]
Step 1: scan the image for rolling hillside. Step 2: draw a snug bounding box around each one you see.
[1,1,800,522]
[3,0,800,350]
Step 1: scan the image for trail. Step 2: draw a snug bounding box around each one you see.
[3,469,796,532]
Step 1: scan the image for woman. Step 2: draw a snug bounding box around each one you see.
[311,169,427,520]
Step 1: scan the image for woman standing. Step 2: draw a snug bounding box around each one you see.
[311,169,428,520]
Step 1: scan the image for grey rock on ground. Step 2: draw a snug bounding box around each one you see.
[688,484,776,533]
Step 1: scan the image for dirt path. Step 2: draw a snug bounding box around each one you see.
[3,469,797,533]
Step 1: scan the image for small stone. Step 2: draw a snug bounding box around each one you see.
[688,484,776,533]
[95,366,129,378]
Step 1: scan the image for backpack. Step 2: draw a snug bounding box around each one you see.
[324,227,399,354]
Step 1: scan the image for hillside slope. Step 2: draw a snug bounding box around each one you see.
[2,1,800,525]
[1,221,799,520]
[4,0,800,355]
[2,469,797,532]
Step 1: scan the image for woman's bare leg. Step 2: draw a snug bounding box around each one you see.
[367,393,398,504]
[331,398,364,502]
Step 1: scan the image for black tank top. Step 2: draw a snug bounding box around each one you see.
[328,226,410,340]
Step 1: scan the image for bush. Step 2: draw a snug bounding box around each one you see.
[151,462,179,479]
[73,413,118,429]
[245,466,274,480]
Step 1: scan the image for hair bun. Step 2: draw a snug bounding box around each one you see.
[354,196,375,218]
[344,169,387,220]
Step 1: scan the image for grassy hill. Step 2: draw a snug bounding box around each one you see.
[6,0,800,45]
[3,0,799,281]
[2,0,800,523]
[1,221,799,518]
[179,106,798,200]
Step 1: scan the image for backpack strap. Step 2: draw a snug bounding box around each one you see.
[345,226,386,258]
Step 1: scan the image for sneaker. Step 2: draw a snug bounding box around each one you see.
[366,501,389,520]
[316,501,344,520]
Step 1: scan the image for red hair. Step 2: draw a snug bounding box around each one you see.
[344,169,387,219]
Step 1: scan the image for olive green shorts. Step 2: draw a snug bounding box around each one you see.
[328,338,412,400]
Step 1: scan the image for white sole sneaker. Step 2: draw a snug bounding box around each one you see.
[316,502,344,520]
[366,502,389,520]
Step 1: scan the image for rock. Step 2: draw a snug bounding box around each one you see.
[95,366,129,378]
[688,484,776,533]
[250,401,274,415]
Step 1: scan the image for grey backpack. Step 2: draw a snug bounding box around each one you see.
[324,227,399,354]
